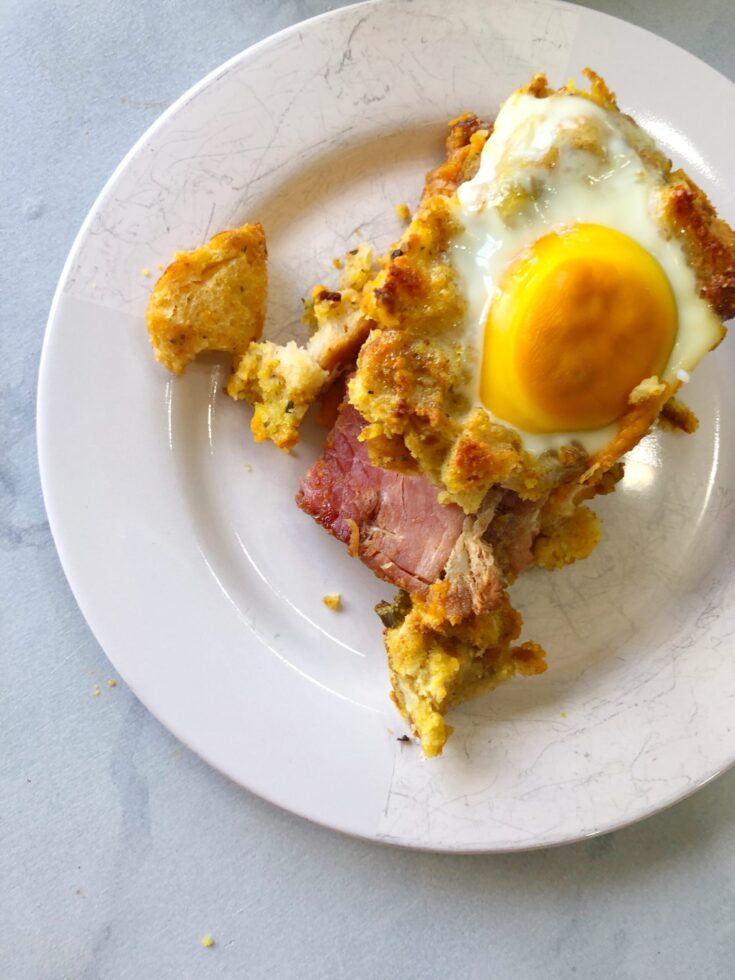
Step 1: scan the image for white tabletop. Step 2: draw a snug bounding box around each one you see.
[4,1,735,976]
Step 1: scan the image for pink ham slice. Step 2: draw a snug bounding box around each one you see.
[296,404,465,596]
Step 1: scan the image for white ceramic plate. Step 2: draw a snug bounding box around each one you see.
[38,0,735,851]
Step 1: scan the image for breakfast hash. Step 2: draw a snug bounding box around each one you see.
[145,70,734,756]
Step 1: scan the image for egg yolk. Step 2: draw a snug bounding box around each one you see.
[482,224,677,432]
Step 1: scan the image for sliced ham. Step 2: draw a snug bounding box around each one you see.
[296,404,465,596]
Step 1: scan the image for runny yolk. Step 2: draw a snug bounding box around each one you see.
[481,224,678,433]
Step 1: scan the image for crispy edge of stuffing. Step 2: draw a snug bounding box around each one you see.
[658,171,735,322]
[146,223,267,375]
[659,396,699,434]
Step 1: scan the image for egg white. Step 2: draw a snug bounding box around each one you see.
[451,90,722,455]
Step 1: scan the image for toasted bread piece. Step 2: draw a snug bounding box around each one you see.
[146,224,267,375]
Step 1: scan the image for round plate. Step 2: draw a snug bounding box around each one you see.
[38,0,735,851]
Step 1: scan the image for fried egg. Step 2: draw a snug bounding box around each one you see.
[452,84,723,455]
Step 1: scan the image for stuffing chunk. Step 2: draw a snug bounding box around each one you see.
[227,341,327,450]
[146,224,267,374]
[533,505,601,570]
[383,591,546,756]
[229,244,377,451]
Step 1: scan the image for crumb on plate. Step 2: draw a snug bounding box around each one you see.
[323,592,342,611]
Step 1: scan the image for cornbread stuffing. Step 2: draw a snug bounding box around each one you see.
[382,590,546,756]
[323,593,342,611]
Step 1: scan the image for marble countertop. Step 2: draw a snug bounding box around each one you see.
[3,1,734,976]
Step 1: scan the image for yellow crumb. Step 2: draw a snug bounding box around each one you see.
[395,202,411,220]
[323,593,342,610]
[142,268,151,277]
[201,934,215,948]
[92,684,101,697]
[332,257,343,269]
[157,263,164,270]
[561,711,567,718]
[243,463,252,473]
[107,679,117,689]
